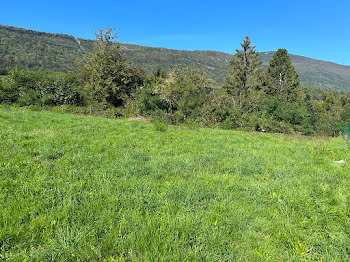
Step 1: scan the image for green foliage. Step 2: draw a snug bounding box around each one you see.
[263,97,308,125]
[309,91,345,136]
[1,27,350,137]
[200,86,236,127]
[123,73,168,117]
[0,74,19,104]
[2,25,350,92]
[1,107,350,260]
[224,36,265,110]
[154,68,213,123]
[0,25,89,73]
[265,49,302,102]
[151,119,168,132]
[0,68,82,106]
[79,28,144,108]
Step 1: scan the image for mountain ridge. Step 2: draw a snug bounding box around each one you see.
[1,24,350,91]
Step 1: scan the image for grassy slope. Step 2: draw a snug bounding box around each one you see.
[0,107,349,261]
[2,25,350,91]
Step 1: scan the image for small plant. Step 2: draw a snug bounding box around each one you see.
[152,120,168,132]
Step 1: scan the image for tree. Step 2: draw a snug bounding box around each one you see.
[265,49,302,101]
[311,91,344,136]
[79,28,141,107]
[124,69,167,116]
[155,68,213,122]
[223,36,264,110]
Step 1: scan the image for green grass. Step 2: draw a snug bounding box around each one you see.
[0,107,349,261]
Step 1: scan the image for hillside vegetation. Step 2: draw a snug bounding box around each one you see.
[0,107,349,261]
[1,30,350,137]
[1,25,350,91]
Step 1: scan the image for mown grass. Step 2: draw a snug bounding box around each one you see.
[0,106,349,261]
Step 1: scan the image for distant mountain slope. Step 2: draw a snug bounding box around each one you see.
[1,25,350,91]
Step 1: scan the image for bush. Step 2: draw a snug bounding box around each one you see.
[154,68,213,124]
[263,97,308,125]
[124,78,167,117]
[0,74,19,104]
[0,68,84,106]
[221,109,244,129]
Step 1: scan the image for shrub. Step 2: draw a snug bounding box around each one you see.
[154,68,213,123]
[0,68,83,106]
[0,73,19,104]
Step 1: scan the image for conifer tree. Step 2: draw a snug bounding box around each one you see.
[265,49,302,101]
[224,36,264,109]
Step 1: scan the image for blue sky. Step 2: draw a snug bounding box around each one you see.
[2,0,350,65]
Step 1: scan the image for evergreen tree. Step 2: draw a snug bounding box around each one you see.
[265,49,302,101]
[224,36,264,110]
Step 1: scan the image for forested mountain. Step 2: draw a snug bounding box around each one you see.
[1,24,350,91]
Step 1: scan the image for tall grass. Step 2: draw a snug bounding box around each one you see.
[0,107,349,261]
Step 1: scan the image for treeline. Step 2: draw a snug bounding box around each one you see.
[1,29,349,136]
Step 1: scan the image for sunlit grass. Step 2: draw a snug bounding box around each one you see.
[0,106,349,261]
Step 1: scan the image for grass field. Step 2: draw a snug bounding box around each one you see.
[0,107,349,261]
